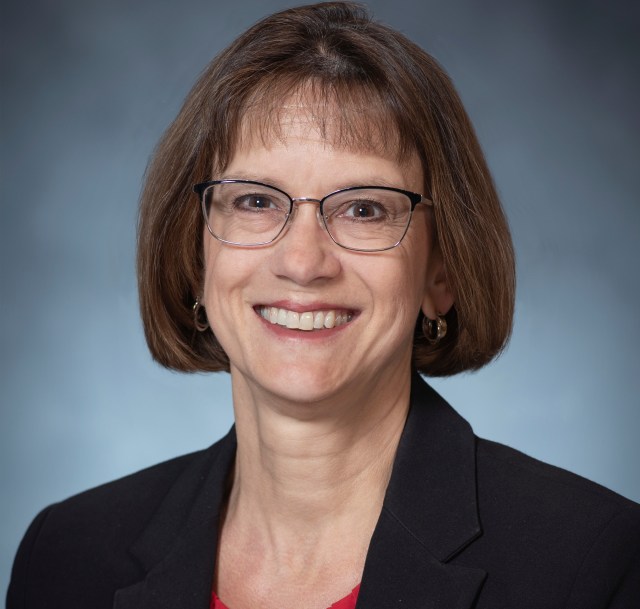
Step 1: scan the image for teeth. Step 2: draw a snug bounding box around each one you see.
[299,312,314,331]
[258,306,354,331]
[324,311,336,329]
[285,311,299,329]
[269,307,278,324]
[277,308,288,325]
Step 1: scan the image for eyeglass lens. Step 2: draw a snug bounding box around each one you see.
[202,181,414,251]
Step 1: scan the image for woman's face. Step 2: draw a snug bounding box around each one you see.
[202,111,450,405]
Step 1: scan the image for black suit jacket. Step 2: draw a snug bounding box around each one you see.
[8,375,640,608]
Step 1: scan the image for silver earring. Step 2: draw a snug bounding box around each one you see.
[193,298,209,332]
[422,314,447,344]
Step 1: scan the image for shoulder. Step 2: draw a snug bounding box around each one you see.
[470,438,640,607]
[32,447,208,546]
[7,434,233,609]
[476,438,640,524]
[476,436,637,516]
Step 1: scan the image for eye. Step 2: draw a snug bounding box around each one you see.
[340,199,387,220]
[233,193,287,212]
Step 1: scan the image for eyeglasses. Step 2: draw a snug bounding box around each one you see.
[193,179,432,252]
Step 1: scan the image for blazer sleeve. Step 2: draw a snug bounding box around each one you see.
[6,506,54,609]
[564,504,640,608]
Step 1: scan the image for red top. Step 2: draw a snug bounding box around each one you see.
[211,584,361,609]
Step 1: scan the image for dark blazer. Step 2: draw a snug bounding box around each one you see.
[8,375,640,608]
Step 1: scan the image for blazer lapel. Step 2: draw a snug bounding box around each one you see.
[357,374,486,608]
[357,510,485,609]
[113,429,237,609]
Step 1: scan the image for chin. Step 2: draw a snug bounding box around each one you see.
[253,364,350,407]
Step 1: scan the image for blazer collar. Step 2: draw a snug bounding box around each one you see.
[385,372,482,562]
[114,373,484,609]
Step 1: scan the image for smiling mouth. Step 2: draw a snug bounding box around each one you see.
[256,306,355,331]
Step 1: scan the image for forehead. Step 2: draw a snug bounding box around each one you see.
[232,86,413,168]
[227,102,423,191]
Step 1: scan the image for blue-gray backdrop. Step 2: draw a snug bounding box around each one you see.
[2,0,639,596]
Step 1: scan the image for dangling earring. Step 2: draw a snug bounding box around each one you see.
[422,314,447,344]
[193,298,209,332]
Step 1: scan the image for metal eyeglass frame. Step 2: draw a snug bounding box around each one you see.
[193,179,433,253]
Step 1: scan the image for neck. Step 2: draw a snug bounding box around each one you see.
[225,367,412,551]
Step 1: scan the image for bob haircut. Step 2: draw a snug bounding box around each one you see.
[137,1,515,377]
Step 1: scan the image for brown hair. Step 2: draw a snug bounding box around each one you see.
[137,1,515,376]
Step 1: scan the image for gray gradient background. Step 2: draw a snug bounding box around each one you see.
[1,0,639,596]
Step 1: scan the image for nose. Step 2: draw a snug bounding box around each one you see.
[270,199,342,286]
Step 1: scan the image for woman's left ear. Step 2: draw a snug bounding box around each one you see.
[421,247,454,319]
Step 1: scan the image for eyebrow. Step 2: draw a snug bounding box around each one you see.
[217,173,407,192]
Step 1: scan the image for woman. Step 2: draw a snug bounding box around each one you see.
[8,3,640,608]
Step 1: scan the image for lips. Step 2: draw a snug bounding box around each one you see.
[256,305,355,331]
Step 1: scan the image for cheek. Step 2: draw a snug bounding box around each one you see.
[201,242,233,326]
[201,230,214,301]
[201,244,252,322]
[364,256,426,328]
[200,250,238,355]
[202,239,232,303]
[392,272,425,317]
[386,242,429,308]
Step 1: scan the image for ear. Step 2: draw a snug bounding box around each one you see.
[421,245,454,319]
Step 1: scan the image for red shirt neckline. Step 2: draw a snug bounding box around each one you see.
[211,583,361,609]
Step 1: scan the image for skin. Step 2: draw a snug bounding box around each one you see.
[202,109,453,609]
